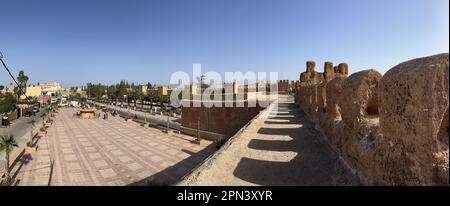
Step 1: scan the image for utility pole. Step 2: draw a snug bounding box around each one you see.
[166,111,170,133]
[193,74,205,144]
[0,51,28,99]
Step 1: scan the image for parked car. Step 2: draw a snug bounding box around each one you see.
[70,101,79,107]
[2,116,9,127]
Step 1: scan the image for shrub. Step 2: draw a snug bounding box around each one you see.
[1,177,14,186]
[216,138,227,149]
[143,177,171,186]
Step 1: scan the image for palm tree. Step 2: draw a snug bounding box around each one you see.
[128,90,139,109]
[159,95,170,109]
[80,97,87,109]
[145,92,157,113]
[0,134,19,183]
[27,118,36,146]
[17,70,29,96]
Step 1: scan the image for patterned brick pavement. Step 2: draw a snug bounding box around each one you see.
[14,108,215,186]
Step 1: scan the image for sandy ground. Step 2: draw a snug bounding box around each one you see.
[180,95,360,186]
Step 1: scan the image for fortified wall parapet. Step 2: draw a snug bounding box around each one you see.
[295,54,449,185]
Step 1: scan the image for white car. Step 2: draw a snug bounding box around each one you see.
[70,101,79,107]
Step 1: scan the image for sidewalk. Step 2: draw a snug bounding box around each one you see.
[90,101,181,130]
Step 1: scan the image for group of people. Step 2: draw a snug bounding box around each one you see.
[97,112,109,119]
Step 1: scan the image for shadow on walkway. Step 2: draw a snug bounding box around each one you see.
[232,99,360,186]
[11,153,34,180]
[127,143,217,186]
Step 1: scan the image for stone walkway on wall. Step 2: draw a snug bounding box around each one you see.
[181,95,360,186]
[13,108,215,186]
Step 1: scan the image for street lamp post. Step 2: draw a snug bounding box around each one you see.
[124,95,130,118]
[166,111,170,133]
[144,109,147,123]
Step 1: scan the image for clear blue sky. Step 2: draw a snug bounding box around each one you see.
[0,0,448,87]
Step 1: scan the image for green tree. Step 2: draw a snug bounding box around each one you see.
[80,97,87,109]
[0,93,17,115]
[107,86,118,100]
[147,82,156,90]
[0,134,19,183]
[159,94,170,108]
[144,91,157,112]
[69,93,82,101]
[86,83,108,100]
[140,91,146,110]
[127,89,140,108]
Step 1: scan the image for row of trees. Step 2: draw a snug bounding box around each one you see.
[26,106,51,147]
[86,81,170,111]
[86,81,156,100]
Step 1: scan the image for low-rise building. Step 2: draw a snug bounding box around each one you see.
[26,84,42,97]
[40,82,61,92]
[26,82,61,97]
[137,84,148,95]
[157,85,172,96]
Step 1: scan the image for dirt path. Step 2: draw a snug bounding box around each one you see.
[180,95,360,186]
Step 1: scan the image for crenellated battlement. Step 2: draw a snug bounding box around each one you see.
[295,53,449,185]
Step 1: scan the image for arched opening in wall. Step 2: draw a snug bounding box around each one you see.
[335,104,342,120]
[437,108,449,146]
[365,95,379,117]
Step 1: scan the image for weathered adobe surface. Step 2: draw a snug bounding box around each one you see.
[295,53,449,185]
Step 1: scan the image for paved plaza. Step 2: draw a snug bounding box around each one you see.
[12,108,215,186]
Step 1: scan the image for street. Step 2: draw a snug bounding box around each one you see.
[0,109,45,172]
